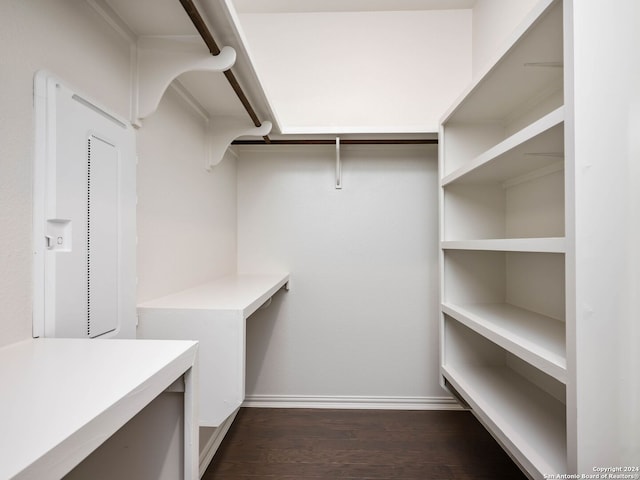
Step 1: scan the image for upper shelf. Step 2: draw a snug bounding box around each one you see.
[137,273,290,319]
[442,107,564,186]
[443,0,563,125]
[98,0,275,128]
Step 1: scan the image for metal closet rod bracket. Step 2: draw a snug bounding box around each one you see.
[335,137,342,190]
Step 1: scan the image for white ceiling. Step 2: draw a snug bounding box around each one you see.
[233,0,476,14]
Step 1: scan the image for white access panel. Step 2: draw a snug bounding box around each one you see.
[33,71,136,339]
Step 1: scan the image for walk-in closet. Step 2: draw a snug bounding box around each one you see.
[0,1,638,479]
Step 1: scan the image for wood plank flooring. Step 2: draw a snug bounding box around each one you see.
[202,408,527,480]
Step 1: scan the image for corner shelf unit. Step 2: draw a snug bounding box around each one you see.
[439,0,573,477]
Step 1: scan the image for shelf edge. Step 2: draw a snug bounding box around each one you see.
[441,237,566,253]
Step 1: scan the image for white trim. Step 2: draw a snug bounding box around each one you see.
[170,80,210,123]
[502,162,564,189]
[198,409,239,478]
[221,0,283,133]
[280,124,439,135]
[32,71,52,338]
[242,395,464,410]
[86,0,136,45]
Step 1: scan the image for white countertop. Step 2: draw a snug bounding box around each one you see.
[0,338,198,480]
[138,273,289,318]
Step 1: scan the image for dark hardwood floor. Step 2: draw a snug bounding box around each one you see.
[202,408,527,480]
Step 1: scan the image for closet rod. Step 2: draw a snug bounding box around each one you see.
[178,0,271,143]
[232,139,438,145]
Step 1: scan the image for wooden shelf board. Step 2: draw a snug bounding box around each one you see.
[442,107,564,186]
[442,363,567,478]
[443,303,566,382]
[137,273,289,318]
[442,0,563,125]
[441,237,566,253]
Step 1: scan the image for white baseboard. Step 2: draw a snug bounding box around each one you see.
[198,409,239,478]
[242,394,464,410]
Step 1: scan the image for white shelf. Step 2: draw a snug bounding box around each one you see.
[138,273,289,318]
[442,363,567,478]
[443,303,566,382]
[443,0,563,125]
[442,107,564,186]
[0,338,198,480]
[441,237,565,253]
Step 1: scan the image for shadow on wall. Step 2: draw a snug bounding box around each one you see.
[245,289,286,394]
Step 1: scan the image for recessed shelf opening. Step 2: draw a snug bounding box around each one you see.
[444,162,564,240]
[444,250,565,322]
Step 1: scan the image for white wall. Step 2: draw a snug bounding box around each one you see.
[136,90,238,303]
[0,0,131,347]
[472,0,539,77]
[570,0,640,469]
[237,145,447,403]
[238,10,471,133]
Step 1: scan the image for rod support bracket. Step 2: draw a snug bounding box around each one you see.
[207,119,272,171]
[133,36,236,127]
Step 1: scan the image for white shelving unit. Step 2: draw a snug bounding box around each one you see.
[137,273,289,475]
[439,0,573,477]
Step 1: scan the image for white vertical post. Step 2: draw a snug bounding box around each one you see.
[183,361,198,480]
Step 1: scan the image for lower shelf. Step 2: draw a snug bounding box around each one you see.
[199,410,239,477]
[442,362,567,478]
[442,302,566,382]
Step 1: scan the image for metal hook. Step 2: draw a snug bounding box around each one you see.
[335,136,342,190]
